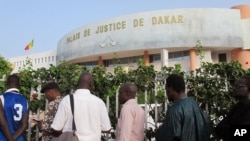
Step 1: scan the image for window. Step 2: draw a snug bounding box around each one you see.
[102,55,143,67]
[149,54,161,63]
[78,61,98,68]
[169,50,189,61]
[219,53,227,62]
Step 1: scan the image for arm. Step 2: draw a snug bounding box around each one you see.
[0,100,14,141]
[13,110,29,140]
[101,102,112,132]
[51,97,68,132]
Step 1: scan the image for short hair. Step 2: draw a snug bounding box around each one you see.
[166,74,185,93]
[6,74,20,87]
[40,82,60,93]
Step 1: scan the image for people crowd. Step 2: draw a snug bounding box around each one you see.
[0,73,249,141]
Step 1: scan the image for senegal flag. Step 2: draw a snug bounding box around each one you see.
[24,39,34,51]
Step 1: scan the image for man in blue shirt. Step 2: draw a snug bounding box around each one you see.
[0,74,29,141]
[156,74,211,141]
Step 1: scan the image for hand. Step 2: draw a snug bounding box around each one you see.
[102,128,112,133]
[33,119,42,129]
[32,118,41,122]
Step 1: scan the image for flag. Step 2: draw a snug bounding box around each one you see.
[24,39,34,51]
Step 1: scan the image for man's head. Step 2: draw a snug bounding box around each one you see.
[41,82,60,102]
[118,83,137,104]
[77,72,94,90]
[165,74,186,101]
[232,76,250,100]
[6,74,20,89]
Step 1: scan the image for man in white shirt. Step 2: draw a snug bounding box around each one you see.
[51,72,112,141]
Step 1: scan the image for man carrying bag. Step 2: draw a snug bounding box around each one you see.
[51,94,78,141]
[51,72,112,141]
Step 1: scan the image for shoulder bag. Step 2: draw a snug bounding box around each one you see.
[51,94,79,141]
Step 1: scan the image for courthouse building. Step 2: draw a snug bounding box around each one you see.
[57,4,250,72]
[9,4,250,73]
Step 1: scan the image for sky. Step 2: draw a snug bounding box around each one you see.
[0,0,249,59]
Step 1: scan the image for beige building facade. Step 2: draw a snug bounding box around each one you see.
[12,5,249,73]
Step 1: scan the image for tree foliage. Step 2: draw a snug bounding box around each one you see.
[0,56,12,92]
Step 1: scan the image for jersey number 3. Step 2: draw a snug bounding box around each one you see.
[14,104,23,121]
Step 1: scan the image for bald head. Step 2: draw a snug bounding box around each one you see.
[119,83,137,104]
[120,83,137,97]
[77,72,94,90]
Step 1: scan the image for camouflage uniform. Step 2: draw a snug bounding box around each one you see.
[41,96,62,141]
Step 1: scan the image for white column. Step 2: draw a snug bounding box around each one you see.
[161,49,168,68]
